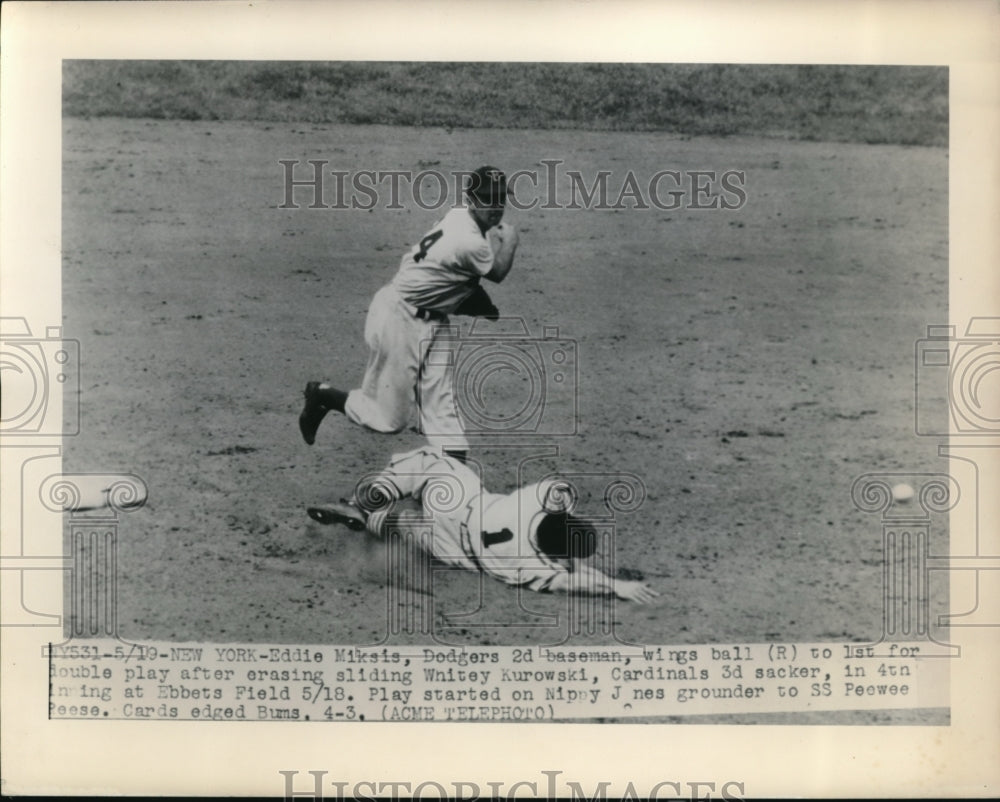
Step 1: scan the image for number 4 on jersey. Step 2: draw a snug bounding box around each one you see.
[414,230,443,263]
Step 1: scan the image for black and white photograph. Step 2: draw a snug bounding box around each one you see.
[57,58,952,669]
[2,1,998,797]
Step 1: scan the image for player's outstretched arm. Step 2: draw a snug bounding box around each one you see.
[529,564,659,604]
[611,579,660,604]
[485,222,519,283]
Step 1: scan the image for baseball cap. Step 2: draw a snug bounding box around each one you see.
[465,165,510,206]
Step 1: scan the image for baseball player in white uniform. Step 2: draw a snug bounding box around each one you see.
[299,166,519,463]
[307,445,660,603]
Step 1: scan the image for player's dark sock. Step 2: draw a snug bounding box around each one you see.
[300,382,348,445]
[444,449,468,464]
[316,384,348,414]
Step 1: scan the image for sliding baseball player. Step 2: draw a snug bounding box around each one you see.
[307,445,659,603]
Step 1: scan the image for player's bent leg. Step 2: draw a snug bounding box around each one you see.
[418,332,469,453]
[345,291,423,434]
[344,389,410,433]
[346,336,413,432]
[352,473,403,513]
[421,421,469,454]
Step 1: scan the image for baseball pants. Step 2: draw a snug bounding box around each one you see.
[345,285,468,451]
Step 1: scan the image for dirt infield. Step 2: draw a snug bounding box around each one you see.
[63,117,947,654]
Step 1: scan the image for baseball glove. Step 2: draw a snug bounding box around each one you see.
[453,284,499,321]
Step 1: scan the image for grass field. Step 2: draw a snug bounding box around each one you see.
[63,61,947,146]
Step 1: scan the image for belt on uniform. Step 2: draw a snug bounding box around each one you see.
[394,288,447,322]
[412,305,446,322]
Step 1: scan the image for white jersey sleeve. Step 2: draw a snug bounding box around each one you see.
[391,207,495,312]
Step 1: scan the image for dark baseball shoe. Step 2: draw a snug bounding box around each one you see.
[299,381,329,445]
[307,500,367,530]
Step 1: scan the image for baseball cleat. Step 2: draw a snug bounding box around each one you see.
[307,501,367,530]
[298,381,329,445]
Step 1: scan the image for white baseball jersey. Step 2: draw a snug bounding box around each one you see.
[391,207,494,313]
[344,207,493,451]
[365,446,575,591]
